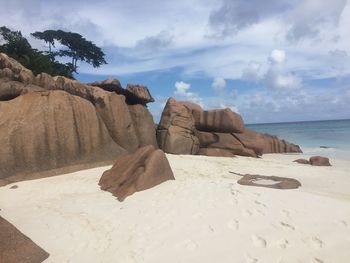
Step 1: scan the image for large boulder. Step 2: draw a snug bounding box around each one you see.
[293,159,310,165]
[0,53,158,182]
[236,173,301,189]
[309,156,331,166]
[126,84,154,104]
[99,145,175,201]
[0,216,49,263]
[0,90,127,179]
[128,104,158,148]
[157,98,199,154]
[89,79,154,105]
[156,98,302,158]
[195,131,257,157]
[194,108,245,133]
[233,128,302,155]
[0,53,34,84]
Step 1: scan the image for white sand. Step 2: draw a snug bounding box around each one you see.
[1,153,350,263]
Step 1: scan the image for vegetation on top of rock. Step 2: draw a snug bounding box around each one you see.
[31,29,107,73]
[0,26,107,78]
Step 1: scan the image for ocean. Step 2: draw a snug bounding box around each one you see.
[246,119,350,160]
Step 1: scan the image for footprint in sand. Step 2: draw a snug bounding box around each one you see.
[245,254,258,263]
[227,219,239,231]
[311,237,323,249]
[228,198,239,206]
[242,209,253,217]
[339,220,348,227]
[313,257,324,263]
[280,209,291,218]
[280,221,295,231]
[184,240,198,251]
[278,239,289,249]
[254,200,267,208]
[253,209,265,216]
[252,235,267,248]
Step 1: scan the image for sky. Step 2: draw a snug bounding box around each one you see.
[1,0,350,123]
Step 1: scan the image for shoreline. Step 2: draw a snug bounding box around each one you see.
[1,153,350,262]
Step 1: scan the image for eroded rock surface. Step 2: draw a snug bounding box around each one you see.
[234,173,301,189]
[293,159,310,165]
[0,216,49,263]
[156,98,302,157]
[309,156,331,166]
[0,53,157,181]
[157,98,199,154]
[89,79,154,105]
[99,145,175,201]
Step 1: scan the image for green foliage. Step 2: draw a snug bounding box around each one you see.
[1,26,107,78]
[31,29,107,73]
[0,26,73,78]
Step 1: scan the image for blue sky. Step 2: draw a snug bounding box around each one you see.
[1,0,350,123]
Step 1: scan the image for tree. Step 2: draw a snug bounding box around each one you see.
[0,26,73,78]
[31,29,107,73]
[31,30,56,54]
[0,26,33,61]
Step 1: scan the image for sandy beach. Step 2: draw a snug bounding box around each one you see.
[1,153,350,263]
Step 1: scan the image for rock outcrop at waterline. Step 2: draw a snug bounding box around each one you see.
[0,53,157,180]
[294,156,331,166]
[156,98,302,157]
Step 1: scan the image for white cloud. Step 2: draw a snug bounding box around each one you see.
[174,81,191,95]
[1,0,350,82]
[285,0,347,42]
[265,49,302,90]
[135,30,173,51]
[241,61,262,82]
[211,77,226,94]
[219,103,239,114]
[269,49,286,64]
[174,81,203,106]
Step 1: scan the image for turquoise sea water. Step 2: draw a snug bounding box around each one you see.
[246,119,350,160]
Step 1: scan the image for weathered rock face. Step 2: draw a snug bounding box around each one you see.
[309,156,331,166]
[293,156,331,166]
[0,90,127,178]
[233,128,302,155]
[293,159,310,165]
[157,98,199,154]
[89,79,154,105]
[0,53,35,85]
[156,98,302,158]
[194,108,244,133]
[0,53,158,181]
[0,216,49,263]
[236,173,301,189]
[128,104,158,148]
[126,84,154,104]
[99,145,175,201]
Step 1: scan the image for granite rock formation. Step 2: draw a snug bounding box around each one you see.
[309,156,331,166]
[235,173,301,189]
[99,145,175,201]
[0,216,49,263]
[126,84,154,104]
[157,98,302,157]
[156,98,199,154]
[88,79,154,105]
[293,159,310,165]
[0,53,157,181]
[293,156,331,166]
